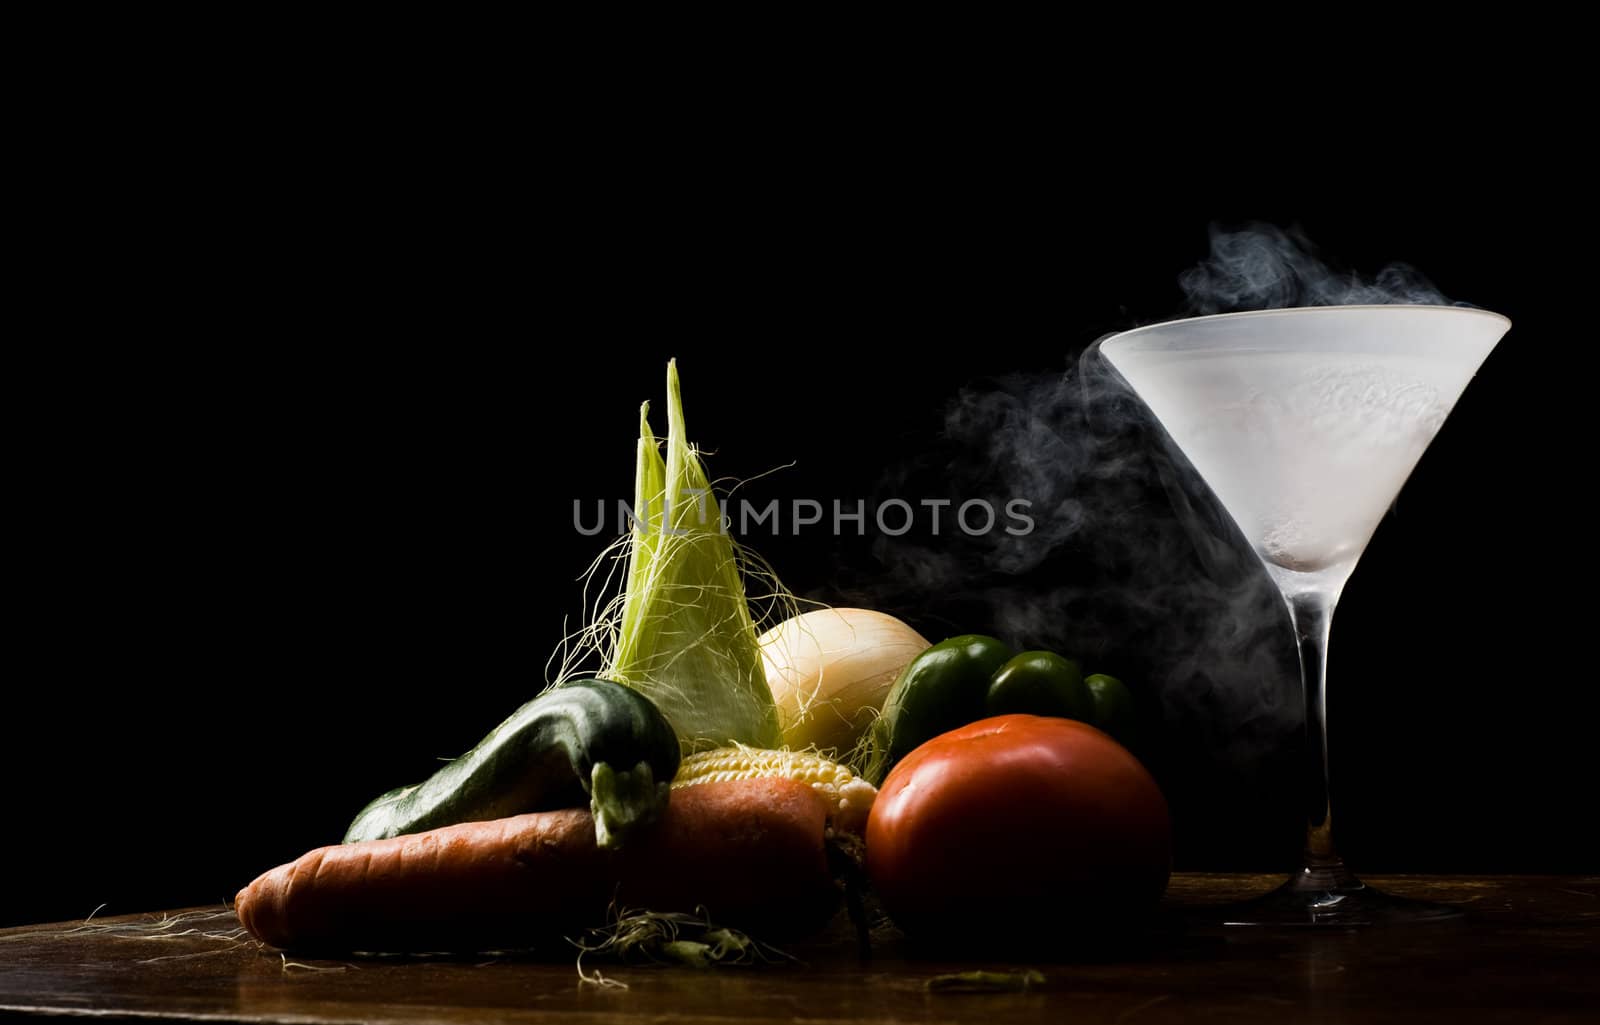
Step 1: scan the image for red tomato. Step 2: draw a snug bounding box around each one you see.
[865,715,1170,939]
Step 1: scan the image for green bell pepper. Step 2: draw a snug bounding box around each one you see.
[986,650,1094,722]
[861,634,1142,784]
[1084,672,1137,746]
[862,634,1012,784]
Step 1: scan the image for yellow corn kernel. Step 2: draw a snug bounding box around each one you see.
[672,745,877,835]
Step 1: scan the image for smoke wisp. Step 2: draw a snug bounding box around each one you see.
[1180,223,1453,314]
[850,355,1299,771]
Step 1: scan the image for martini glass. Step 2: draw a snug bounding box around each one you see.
[1099,305,1509,926]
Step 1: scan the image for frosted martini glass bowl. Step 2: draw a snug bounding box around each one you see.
[1100,305,1510,926]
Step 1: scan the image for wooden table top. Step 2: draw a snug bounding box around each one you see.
[2,874,1596,1024]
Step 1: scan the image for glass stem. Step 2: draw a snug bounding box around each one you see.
[1288,590,1347,881]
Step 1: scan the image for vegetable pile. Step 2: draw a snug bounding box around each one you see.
[234,361,1171,962]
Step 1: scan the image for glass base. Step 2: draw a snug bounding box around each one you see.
[1216,866,1464,927]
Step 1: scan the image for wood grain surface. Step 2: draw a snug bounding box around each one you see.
[2,874,1595,1024]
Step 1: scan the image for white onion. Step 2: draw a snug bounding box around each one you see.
[759,608,929,757]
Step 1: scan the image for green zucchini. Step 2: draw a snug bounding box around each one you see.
[343,678,679,850]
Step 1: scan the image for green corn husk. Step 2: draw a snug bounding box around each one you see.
[605,361,780,752]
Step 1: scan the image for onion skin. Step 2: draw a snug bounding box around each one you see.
[759,609,929,757]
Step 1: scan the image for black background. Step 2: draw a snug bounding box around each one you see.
[7,128,1590,927]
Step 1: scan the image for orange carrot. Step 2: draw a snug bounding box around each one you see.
[235,778,835,952]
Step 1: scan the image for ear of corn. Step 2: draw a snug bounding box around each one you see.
[605,362,781,751]
[672,745,877,835]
